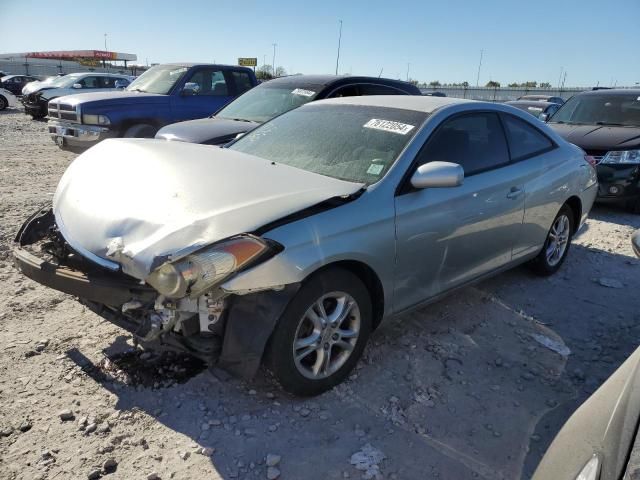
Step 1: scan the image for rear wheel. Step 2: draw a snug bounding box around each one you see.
[124,123,157,138]
[0,96,7,111]
[267,268,372,396]
[529,205,574,276]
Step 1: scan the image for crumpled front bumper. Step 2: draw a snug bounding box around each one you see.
[13,208,156,307]
[13,207,300,378]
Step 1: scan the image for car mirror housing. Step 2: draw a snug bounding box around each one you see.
[72,83,82,89]
[539,112,550,122]
[181,82,201,96]
[410,161,464,189]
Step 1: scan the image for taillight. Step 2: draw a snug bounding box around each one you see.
[584,155,597,167]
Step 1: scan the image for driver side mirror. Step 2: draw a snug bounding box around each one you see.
[539,112,550,122]
[410,161,464,189]
[181,82,200,96]
[72,83,82,89]
[114,80,128,89]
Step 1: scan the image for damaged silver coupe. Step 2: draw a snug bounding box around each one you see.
[14,96,598,395]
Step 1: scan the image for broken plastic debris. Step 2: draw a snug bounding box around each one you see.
[106,237,125,257]
[531,333,571,357]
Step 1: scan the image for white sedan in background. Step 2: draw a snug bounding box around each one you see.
[0,88,17,110]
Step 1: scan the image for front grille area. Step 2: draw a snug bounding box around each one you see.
[48,100,79,122]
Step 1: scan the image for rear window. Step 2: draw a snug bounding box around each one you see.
[229,104,427,184]
[502,114,554,161]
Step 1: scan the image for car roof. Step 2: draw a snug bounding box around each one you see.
[576,88,640,97]
[264,74,416,89]
[507,100,552,107]
[313,95,475,113]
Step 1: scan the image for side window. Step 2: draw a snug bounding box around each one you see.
[232,71,254,95]
[79,76,99,88]
[329,85,360,98]
[359,84,402,95]
[502,114,554,161]
[100,77,115,88]
[417,112,510,176]
[185,69,229,96]
[546,104,560,117]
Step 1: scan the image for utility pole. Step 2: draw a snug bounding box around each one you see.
[557,66,563,90]
[335,20,343,75]
[406,63,410,82]
[104,33,108,51]
[272,43,277,77]
[475,49,483,87]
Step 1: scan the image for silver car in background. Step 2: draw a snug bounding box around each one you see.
[13,96,598,396]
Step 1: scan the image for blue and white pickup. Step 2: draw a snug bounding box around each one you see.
[47,63,258,150]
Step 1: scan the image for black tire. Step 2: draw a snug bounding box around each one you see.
[0,96,7,111]
[124,123,157,138]
[529,204,574,276]
[30,113,46,120]
[266,268,372,396]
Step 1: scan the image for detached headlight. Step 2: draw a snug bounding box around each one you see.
[82,114,110,126]
[601,150,640,164]
[146,235,277,298]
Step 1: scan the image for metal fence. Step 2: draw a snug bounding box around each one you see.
[420,86,588,102]
[0,58,137,77]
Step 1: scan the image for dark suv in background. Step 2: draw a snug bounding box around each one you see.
[547,89,640,212]
[155,74,422,145]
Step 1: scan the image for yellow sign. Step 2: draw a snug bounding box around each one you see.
[238,57,257,67]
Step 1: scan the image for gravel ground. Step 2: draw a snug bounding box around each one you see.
[0,106,639,480]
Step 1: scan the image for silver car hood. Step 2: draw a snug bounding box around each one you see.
[53,139,363,280]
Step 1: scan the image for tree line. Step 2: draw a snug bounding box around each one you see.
[423,80,553,88]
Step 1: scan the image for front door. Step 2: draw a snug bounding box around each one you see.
[171,68,233,122]
[393,112,526,312]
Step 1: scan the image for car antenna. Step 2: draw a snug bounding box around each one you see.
[378,68,383,78]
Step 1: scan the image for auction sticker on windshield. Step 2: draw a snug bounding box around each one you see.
[292,88,315,97]
[364,118,415,135]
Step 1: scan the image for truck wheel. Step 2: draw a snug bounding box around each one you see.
[0,95,7,111]
[266,268,372,396]
[124,124,157,138]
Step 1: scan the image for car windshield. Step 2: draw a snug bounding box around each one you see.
[126,65,189,94]
[550,93,640,127]
[217,85,321,123]
[52,74,86,88]
[229,104,427,184]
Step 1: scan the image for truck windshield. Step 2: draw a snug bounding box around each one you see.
[229,104,427,185]
[551,93,640,127]
[126,65,189,95]
[217,85,320,123]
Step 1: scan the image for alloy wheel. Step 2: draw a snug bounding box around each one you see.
[292,292,361,380]
[545,214,570,266]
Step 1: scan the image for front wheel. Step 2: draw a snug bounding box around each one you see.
[266,269,372,396]
[529,205,574,276]
[0,95,7,111]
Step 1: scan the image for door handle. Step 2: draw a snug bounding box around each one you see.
[506,187,523,199]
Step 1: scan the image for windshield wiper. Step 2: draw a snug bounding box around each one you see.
[129,88,146,93]
[595,121,626,126]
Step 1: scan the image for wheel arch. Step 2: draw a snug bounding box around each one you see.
[307,260,385,331]
[564,196,582,235]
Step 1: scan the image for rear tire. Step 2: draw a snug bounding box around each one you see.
[0,96,7,111]
[266,268,372,396]
[124,123,157,138]
[529,204,574,276]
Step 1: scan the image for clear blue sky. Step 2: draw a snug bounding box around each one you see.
[2,0,639,87]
